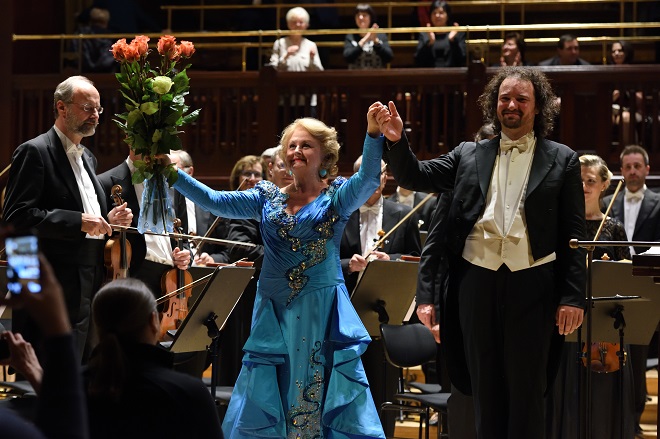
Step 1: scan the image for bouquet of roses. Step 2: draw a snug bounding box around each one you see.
[111,35,200,233]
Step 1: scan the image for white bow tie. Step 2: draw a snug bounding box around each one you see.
[67,144,84,159]
[626,190,644,202]
[500,138,529,153]
[359,204,380,215]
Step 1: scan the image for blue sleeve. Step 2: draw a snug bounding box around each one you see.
[173,170,264,221]
[333,133,384,218]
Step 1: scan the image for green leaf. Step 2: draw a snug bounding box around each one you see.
[126,109,142,128]
[181,109,201,125]
[140,102,159,115]
[132,169,145,184]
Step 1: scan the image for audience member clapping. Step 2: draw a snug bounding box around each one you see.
[414,0,466,67]
[343,4,393,69]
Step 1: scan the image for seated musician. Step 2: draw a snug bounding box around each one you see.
[339,156,421,437]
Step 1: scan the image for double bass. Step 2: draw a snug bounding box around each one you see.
[159,218,193,340]
[104,185,132,280]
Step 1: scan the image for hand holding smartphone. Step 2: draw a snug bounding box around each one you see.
[6,234,41,294]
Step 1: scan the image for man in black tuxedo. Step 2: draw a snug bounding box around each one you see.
[378,66,586,439]
[97,149,190,299]
[339,155,421,436]
[602,144,660,436]
[171,150,229,265]
[3,75,132,361]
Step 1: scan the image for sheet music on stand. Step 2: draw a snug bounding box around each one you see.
[351,259,419,337]
[165,265,254,354]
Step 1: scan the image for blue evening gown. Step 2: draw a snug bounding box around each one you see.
[174,134,386,439]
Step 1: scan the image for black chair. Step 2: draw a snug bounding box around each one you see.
[380,323,450,439]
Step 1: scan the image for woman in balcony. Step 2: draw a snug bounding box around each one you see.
[343,4,393,70]
[268,7,323,120]
[269,7,323,73]
[497,31,528,67]
[414,0,466,68]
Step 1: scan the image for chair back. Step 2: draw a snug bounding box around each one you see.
[380,323,438,369]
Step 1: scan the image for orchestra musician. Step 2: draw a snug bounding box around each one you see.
[546,154,635,439]
[380,66,587,439]
[170,150,230,265]
[602,144,660,437]
[3,75,133,362]
[97,148,191,299]
[339,155,421,436]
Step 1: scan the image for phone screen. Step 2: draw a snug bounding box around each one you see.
[6,235,41,294]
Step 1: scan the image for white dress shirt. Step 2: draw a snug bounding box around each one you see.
[623,185,646,255]
[359,197,383,257]
[54,126,103,240]
[463,132,556,272]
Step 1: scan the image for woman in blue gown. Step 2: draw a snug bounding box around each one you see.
[171,103,395,438]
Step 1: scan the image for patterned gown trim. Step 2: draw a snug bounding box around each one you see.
[258,178,345,306]
[288,340,324,438]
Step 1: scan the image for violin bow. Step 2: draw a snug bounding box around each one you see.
[191,176,249,259]
[110,225,257,248]
[594,179,624,242]
[363,191,436,259]
[155,258,249,304]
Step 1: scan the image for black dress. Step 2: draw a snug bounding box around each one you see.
[545,217,635,439]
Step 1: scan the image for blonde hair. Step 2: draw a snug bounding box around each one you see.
[579,154,612,189]
[279,118,340,178]
[286,7,310,26]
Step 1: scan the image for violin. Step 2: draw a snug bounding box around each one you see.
[159,218,193,340]
[581,342,627,373]
[104,185,132,280]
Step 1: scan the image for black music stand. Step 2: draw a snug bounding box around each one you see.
[350,259,419,338]
[161,265,254,398]
[567,260,660,439]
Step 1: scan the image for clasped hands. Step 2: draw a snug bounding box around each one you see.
[367,101,403,142]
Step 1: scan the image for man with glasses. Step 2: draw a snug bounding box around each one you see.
[3,75,133,362]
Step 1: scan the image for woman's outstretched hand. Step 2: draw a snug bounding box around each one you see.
[367,101,385,138]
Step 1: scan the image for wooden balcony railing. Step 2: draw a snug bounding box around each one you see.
[6,64,660,189]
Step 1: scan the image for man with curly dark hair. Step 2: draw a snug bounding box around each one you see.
[379,66,587,439]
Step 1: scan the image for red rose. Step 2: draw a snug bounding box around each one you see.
[123,44,140,63]
[110,38,129,62]
[157,35,177,56]
[178,41,195,58]
[131,35,150,57]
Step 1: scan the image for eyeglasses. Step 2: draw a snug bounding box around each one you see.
[69,102,103,114]
[241,171,262,178]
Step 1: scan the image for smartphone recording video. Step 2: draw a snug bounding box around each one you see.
[6,235,41,294]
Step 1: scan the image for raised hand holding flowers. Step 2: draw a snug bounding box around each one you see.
[111,35,200,233]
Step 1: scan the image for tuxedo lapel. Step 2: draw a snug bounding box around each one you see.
[476,138,499,198]
[635,191,660,231]
[45,129,84,210]
[527,138,558,197]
